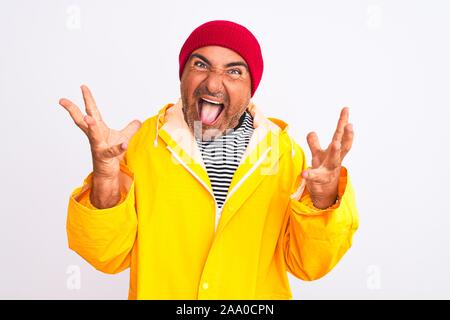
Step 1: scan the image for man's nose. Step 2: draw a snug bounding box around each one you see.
[204,69,225,95]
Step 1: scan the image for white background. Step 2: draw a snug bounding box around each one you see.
[1,0,449,299]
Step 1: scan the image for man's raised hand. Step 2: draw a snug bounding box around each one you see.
[59,85,141,208]
[302,107,354,209]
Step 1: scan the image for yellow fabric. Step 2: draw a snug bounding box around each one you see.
[66,102,359,300]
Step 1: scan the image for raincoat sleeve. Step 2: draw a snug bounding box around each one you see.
[66,161,137,274]
[283,141,359,281]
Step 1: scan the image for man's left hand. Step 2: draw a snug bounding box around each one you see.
[302,107,354,209]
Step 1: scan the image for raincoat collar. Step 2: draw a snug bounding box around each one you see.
[154,98,287,157]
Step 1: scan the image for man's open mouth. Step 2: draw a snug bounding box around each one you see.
[197,97,225,125]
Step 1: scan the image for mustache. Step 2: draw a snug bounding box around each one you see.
[193,87,228,104]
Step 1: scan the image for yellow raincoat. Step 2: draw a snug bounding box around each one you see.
[66,100,359,299]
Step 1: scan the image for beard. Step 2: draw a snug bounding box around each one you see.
[181,96,246,141]
[181,90,247,141]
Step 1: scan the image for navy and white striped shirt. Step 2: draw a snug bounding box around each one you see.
[196,112,254,209]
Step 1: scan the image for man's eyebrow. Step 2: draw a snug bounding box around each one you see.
[190,53,248,71]
[189,53,211,65]
[224,61,248,71]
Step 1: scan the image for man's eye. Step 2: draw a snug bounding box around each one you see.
[228,69,242,75]
[194,61,207,68]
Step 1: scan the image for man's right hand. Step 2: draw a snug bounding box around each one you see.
[59,85,141,208]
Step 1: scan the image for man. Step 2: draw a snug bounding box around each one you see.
[59,20,358,299]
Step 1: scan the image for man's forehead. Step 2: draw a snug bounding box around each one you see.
[191,46,247,66]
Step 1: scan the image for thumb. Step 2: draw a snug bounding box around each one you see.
[121,119,142,141]
[100,142,128,159]
[302,167,333,184]
[301,169,312,180]
[301,170,308,179]
[301,168,322,182]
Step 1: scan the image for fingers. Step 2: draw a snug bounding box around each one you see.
[306,132,322,156]
[81,85,103,121]
[86,115,130,159]
[120,119,142,141]
[340,123,354,160]
[59,98,88,132]
[327,140,341,169]
[84,115,104,144]
[332,107,349,143]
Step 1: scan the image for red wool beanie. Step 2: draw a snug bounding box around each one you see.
[179,20,264,97]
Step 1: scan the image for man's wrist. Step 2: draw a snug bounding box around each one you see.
[90,175,121,209]
[312,194,339,210]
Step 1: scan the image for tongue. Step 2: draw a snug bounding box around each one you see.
[200,102,222,125]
